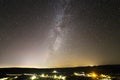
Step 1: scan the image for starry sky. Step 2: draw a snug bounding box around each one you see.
[0,0,120,68]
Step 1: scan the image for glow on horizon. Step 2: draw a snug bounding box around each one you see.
[0,63,98,68]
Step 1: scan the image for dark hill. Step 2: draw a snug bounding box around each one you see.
[0,65,120,74]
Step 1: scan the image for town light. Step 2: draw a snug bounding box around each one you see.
[31,75,37,80]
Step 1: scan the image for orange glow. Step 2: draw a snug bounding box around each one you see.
[91,72,97,78]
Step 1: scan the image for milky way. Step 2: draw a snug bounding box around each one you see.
[48,0,71,54]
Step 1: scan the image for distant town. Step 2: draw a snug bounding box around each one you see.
[0,65,120,80]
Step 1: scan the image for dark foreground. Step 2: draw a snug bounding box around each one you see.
[0,65,120,80]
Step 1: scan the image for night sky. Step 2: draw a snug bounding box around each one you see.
[0,0,120,68]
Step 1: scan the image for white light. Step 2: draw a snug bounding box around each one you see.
[53,75,57,79]
[14,76,18,79]
[0,77,8,80]
[52,70,58,73]
[61,76,66,80]
[40,74,45,77]
[31,75,36,80]
[89,65,94,67]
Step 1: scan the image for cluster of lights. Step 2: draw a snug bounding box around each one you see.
[31,75,37,80]
[86,72,98,78]
[39,73,66,80]
[74,72,112,80]
[0,76,18,80]
[99,74,111,80]
[0,77,8,80]
[53,75,66,80]
[74,72,85,76]
[30,70,66,80]
[0,70,113,80]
